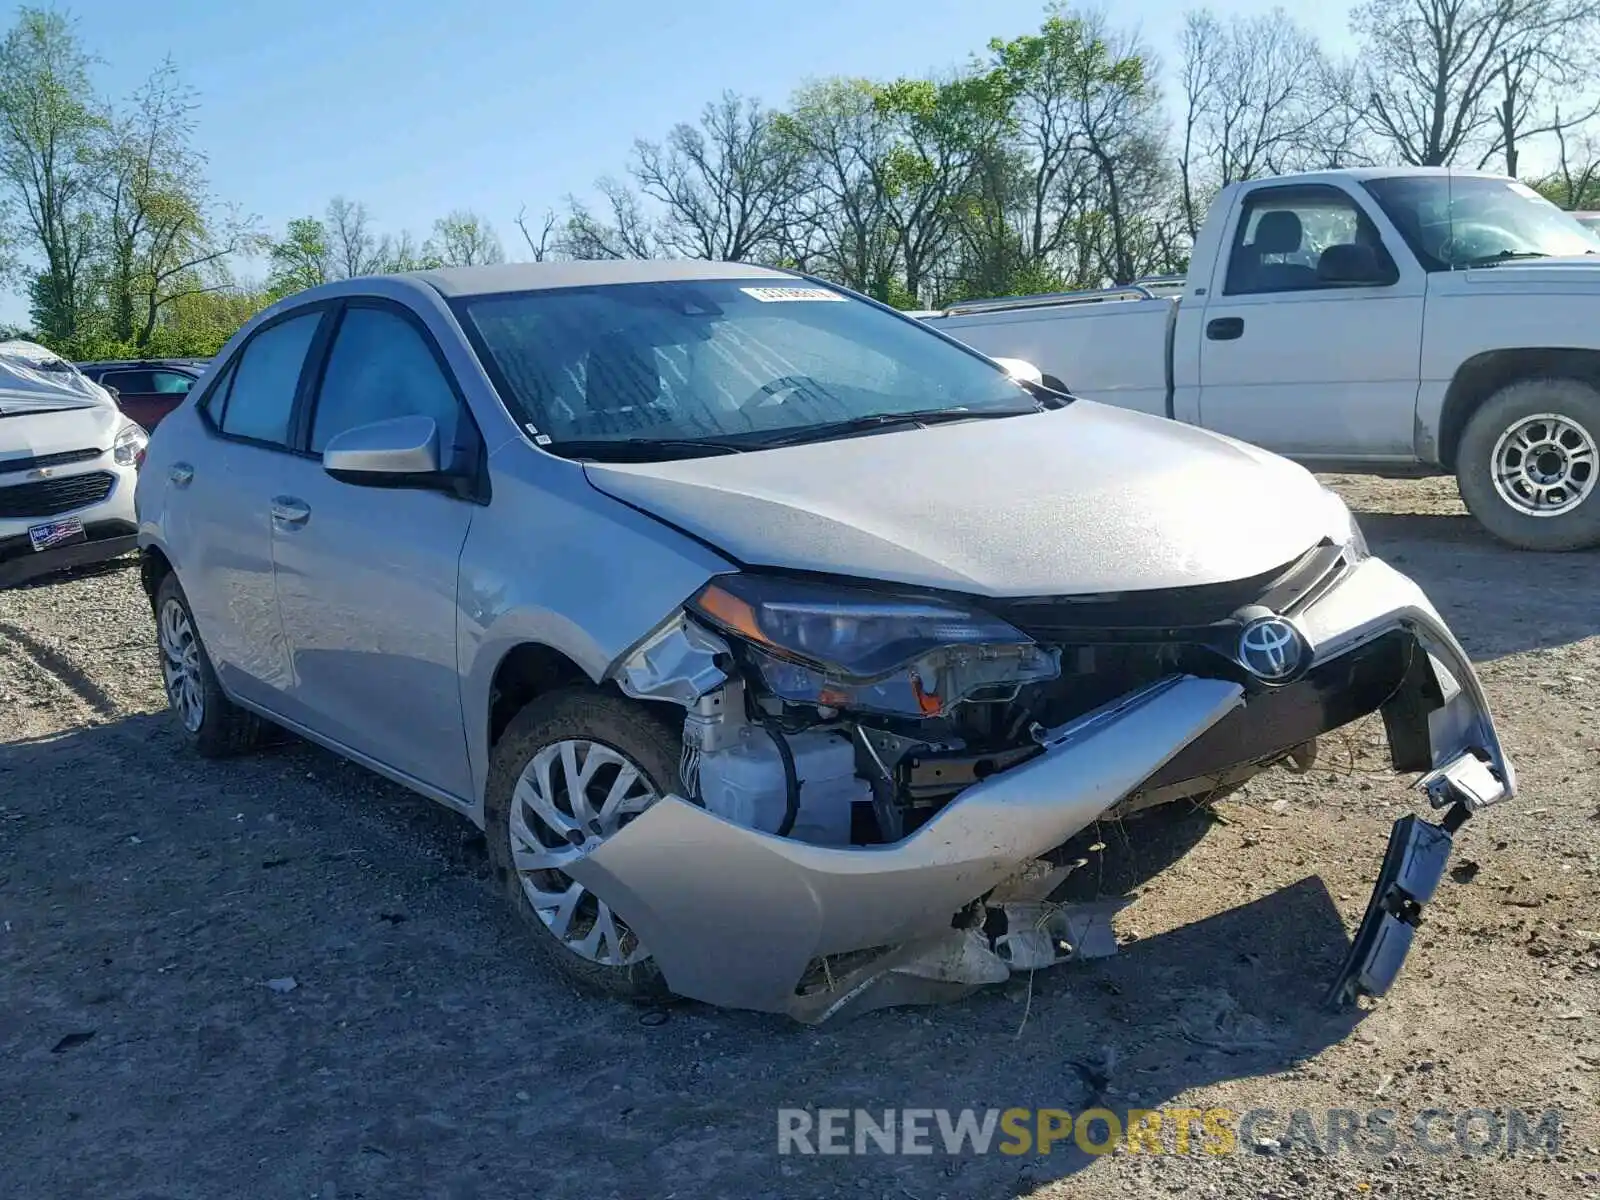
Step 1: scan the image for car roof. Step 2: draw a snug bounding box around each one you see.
[408,259,795,298]
[76,358,207,370]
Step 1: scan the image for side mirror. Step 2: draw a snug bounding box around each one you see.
[991,356,1044,385]
[323,414,442,485]
[1317,243,1389,285]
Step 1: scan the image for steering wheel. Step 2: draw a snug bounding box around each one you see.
[737,374,826,414]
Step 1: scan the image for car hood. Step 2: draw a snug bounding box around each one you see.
[581,402,1338,597]
[1461,256,1600,285]
[0,401,123,460]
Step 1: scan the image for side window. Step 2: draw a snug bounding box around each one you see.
[218,311,323,446]
[150,371,195,394]
[309,307,462,454]
[198,361,236,421]
[1224,187,1396,295]
[102,370,154,393]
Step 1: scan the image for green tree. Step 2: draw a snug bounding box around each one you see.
[0,8,104,343]
[267,216,330,298]
[428,209,503,266]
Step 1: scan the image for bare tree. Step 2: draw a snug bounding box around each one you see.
[1177,8,1347,235]
[631,91,807,262]
[515,205,558,261]
[1479,15,1600,174]
[1355,0,1600,168]
[1540,119,1600,208]
[428,209,504,267]
[559,177,660,260]
[775,79,900,294]
[326,196,392,277]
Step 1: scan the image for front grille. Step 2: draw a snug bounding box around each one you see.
[984,541,1347,639]
[0,446,102,477]
[0,471,115,518]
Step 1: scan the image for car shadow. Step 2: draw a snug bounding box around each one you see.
[1354,508,1600,660]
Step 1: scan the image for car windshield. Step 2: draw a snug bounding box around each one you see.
[453,279,1039,457]
[1362,175,1600,270]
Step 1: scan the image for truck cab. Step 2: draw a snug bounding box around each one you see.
[923,168,1600,551]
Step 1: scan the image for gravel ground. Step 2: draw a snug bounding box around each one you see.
[1,474,1597,1200]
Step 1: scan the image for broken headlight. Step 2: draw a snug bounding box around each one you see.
[689,574,1059,717]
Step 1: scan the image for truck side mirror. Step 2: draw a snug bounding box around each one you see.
[1317,243,1391,285]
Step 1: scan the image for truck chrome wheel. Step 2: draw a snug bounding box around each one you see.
[508,739,659,967]
[158,597,205,733]
[1491,412,1597,517]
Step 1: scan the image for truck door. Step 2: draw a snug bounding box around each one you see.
[1189,182,1423,462]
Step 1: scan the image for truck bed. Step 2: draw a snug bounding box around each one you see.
[920,284,1179,417]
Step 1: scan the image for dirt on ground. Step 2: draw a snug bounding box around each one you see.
[2,474,1597,1200]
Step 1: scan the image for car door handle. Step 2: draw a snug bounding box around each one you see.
[1206,317,1244,341]
[168,462,194,487]
[270,496,311,527]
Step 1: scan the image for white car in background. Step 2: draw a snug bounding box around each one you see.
[0,341,147,588]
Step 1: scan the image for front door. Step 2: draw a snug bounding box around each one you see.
[1194,183,1424,461]
[269,301,477,802]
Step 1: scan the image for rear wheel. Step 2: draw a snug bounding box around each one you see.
[1456,378,1600,550]
[154,574,264,757]
[484,688,679,1002]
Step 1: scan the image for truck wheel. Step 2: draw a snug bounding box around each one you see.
[1456,378,1600,551]
[484,688,678,1003]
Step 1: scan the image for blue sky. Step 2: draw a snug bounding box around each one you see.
[4,0,1356,322]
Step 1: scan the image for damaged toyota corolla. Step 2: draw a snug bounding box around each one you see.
[137,261,1514,1024]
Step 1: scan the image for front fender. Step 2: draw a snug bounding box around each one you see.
[456,447,734,820]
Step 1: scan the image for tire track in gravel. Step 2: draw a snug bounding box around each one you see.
[0,622,122,721]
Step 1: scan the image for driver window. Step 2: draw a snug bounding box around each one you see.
[1224,186,1394,295]
[310,306,463,454]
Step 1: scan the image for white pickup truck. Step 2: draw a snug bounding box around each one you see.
[919,166,1600,551]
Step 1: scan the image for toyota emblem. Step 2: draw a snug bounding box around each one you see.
[1237,615,1308,684]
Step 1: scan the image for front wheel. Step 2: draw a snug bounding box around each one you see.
[484,688,680,1002]
[1456,378,1600,551]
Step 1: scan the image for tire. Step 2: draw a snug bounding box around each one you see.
[485,687,680,1002]
[154,574,265,757]
[1455,378,1600,551]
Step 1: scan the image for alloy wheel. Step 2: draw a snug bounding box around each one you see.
[1491,411,1597,517]
[157,597,205,733]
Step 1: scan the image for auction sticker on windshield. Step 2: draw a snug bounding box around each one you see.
[28,518,86,552]
[740,286,848,302]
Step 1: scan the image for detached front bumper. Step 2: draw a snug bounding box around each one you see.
[575,557,1511,1023]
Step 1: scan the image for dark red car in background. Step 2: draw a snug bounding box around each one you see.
[73,358,208,431]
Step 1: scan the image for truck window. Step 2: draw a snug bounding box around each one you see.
[1223,185,1396,295]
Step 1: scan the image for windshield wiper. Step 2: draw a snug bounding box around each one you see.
[1457,250,1552,267]
[544,436,746,462]
[746,406,1043,449]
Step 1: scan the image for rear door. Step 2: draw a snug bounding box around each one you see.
[170,310,330,708]
[1192,183,1424,460]
[267,299,478,800]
